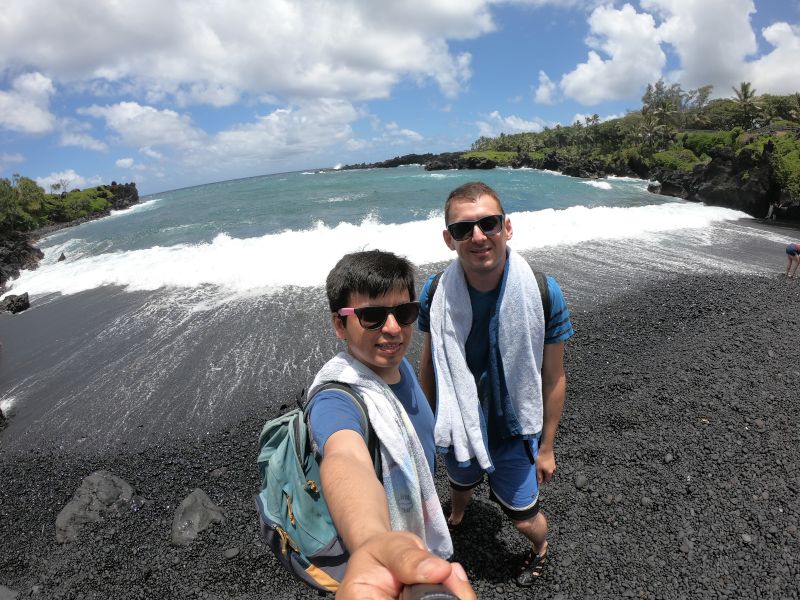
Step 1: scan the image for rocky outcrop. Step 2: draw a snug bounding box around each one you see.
[0,233,43,292]
[0,183,140,293]
[649,145,784,218]
[0,292,29,314]
[342,148,797,220]
[107,181,139,210]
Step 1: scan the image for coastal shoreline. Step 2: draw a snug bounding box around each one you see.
[1,222,799,598]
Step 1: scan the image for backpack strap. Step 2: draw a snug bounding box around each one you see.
[428,269,551,331]
[427,270,443,301]
[533,271,551,332]
[305,382,382,478]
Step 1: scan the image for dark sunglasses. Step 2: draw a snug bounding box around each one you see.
[337,301,420,330]
[446,214,505,241]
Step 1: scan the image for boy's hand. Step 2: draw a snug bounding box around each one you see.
[336,531,475,600]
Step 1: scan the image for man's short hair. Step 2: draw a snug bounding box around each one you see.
[326,250,416,313]
[444,181,506,223]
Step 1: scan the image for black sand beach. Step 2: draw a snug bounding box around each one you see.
[1,219,799,598]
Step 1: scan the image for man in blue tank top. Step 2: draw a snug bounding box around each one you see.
[307,250,475,599]
[419,182,574,587]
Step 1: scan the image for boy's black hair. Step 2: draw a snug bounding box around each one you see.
[326,250,416,313]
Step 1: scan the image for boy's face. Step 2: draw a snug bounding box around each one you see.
[332,286,413,384]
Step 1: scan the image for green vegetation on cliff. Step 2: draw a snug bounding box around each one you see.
[464,81,800,203]
[0,175,135,234]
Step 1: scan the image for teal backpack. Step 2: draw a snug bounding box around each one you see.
[255,383,379,594]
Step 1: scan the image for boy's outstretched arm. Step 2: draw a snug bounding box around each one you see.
[322,430,475,599]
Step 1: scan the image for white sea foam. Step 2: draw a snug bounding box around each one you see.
[0,396,15,414]
[3,202,748,299]
[107,197,161,219]
[583,180,613,190]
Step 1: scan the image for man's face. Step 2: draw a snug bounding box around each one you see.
[443,194,512,283]
[332,286,412,384]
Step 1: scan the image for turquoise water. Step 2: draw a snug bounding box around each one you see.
[7,166,748,297]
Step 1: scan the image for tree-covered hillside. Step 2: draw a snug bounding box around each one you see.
[468,81,800,202]
[0,175,138,235]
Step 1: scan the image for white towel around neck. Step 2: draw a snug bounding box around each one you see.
[309,352,452,558]
[430,249,545,470]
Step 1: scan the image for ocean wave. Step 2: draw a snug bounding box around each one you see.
[4,202,748,299]
[583,180,613,190]
[107,197,162,219]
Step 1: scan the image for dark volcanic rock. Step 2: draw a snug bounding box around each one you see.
[107,182,139,209]
[649,144,788,218]
[0,232,43,292]
[0,408,7,432]
[55,471,135,543]
[171,488,225,546]
[0,292,30,314]
[462,156,497,170]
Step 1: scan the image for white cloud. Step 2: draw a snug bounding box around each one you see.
[139,146,163,160]
[80,102,206,148]
[59,132,108,151]
[0,152,25,173]
[643,0,758,91]
[35,169,103,191]
[476,111,545,137]
[384,122,423,143]
[0,0,495,104]
[560,4,665,105]
[746,22,800,94]
[0,72,56,134]
[534,70,557,104]
[116,157,135,168]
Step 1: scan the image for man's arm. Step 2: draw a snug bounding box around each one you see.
[322,430,475,599]
[537,341,566,485]
[419,332,437,414]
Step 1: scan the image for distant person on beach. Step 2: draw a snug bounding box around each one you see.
[419,182,574,587]
[766,201,778,220]
[307,250,475,600]
[786,242,800,278]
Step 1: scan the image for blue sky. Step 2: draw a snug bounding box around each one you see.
[1,0,798,195]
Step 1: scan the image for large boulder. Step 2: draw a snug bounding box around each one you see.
[0,293,30,314]
[171,488,225,546]
[55,471,135,543]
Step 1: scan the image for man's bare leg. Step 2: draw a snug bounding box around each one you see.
[448,487,474,526]
[513,511,549,586]
[513,511,548,555]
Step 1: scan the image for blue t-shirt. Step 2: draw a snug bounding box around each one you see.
[418,273,574,344]
[307,358,436,475]
[418,269,574,443]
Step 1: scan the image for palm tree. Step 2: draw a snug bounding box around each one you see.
[732,81,760,129]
